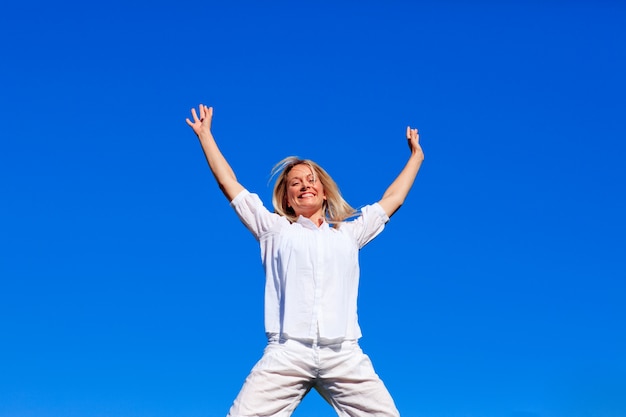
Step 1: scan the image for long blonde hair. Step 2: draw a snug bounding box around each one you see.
[271,157,357,225]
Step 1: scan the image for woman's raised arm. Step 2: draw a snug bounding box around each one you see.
[378,126,424,217]
[186,104,245,201]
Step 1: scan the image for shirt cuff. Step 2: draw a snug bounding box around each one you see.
[229,188,250,207]
[372,202,390,224]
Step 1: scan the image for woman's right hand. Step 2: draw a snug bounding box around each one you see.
[186,104,213,138]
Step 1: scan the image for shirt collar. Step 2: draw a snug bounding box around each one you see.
[296,215,330,231]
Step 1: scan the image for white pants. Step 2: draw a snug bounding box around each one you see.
[227,338,400,417]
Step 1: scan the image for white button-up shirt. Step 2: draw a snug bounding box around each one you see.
[231,189,389,343]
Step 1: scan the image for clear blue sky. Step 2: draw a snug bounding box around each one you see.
[1,1,625,417]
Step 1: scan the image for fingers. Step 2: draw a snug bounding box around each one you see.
[186,106,201,129]
[197,104,213,123]
[406,126,419,141]
[186,104,213,127]
[186,104,214,133]
[202,104,213,121]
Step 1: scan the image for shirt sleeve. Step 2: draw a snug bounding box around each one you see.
[344,203,390,249]
[230,189,281,240]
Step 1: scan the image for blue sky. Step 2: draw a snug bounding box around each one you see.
[1,1,625,416]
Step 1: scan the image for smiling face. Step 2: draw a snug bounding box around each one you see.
[285,164,327,219]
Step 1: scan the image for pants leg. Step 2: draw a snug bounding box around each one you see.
[315,341,400,417]
[227,341,317,417]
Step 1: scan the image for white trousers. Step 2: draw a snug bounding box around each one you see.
[227,338,400,417]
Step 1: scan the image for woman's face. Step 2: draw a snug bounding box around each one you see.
[285,164,326,218]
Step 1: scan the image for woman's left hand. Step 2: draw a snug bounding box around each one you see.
[406,126,423,155]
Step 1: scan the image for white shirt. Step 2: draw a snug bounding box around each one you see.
[230,189,389,343]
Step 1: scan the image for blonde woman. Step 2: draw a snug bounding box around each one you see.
[186,104,424,417]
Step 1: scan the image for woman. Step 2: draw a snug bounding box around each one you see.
[186,104,424,417]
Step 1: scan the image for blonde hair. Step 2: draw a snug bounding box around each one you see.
[271,157,357,225]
